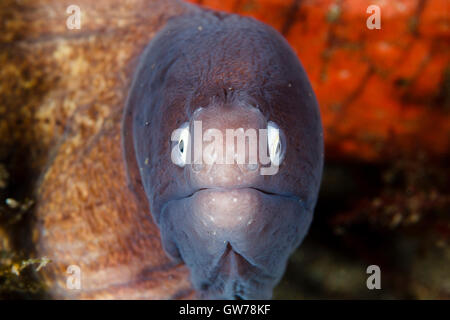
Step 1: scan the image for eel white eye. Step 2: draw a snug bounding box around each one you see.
[171,122,190,167]
[267,121,284,166]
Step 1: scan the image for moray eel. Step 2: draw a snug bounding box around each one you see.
[123,9,323,299]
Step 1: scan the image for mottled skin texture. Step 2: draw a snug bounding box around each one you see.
[123,10,323,299]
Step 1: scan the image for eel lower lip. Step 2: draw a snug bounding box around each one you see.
[185,186,303,203]
[160,186,305,220]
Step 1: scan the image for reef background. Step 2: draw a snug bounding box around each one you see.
[0,0,449,299]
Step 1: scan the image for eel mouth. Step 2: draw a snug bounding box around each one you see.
[159,186,305,225]
[172,186,303,204]
[160,186,305,232]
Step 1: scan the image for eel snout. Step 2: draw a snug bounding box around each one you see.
[185,103,267,188]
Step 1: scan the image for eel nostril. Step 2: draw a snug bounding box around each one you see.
[200,282,209,291]
[233,281,245,300]
[244,163,259,171]
[191,163,204,172]
[237,162,259,174]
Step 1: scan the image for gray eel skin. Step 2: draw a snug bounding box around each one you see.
[123,7,324,299]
